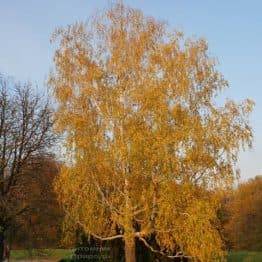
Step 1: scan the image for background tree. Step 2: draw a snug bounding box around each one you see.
[50,2,253,261]
[12,155,64,250]
[0,76,56,259]
[223,176,262,251]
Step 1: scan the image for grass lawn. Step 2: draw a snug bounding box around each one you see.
[10,249,74,261]
[227,251,262,262]
[10,249,262,261]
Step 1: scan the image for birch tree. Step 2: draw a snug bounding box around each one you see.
[50,2,253,261]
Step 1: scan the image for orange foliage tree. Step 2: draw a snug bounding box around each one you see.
[50,2,254,261]
[224,176,262,251]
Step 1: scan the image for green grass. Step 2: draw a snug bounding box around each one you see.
[11,248,74,260]
[10,249,262,261]
[227,251,262,262]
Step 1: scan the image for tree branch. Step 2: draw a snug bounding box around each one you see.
[136,234,191,259]
[76,219,124,241]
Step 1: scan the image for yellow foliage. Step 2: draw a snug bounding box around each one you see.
[50,2,253,261]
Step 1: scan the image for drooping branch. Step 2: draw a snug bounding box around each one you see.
[137,234,191,259]
[76,219,124,241]
[90,233,124,241]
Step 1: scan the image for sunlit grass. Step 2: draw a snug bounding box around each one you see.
[11,249,74,260]
[227,251,262,262]
[10,249,262,261]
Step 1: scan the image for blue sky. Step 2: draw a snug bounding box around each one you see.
[0,0,261,180]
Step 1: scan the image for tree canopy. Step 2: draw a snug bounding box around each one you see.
[50,2,253,261]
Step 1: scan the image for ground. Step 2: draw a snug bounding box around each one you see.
[9,249,262,261]
[10,249,73,261]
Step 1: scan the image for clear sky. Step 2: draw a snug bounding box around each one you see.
[0,0,261,180]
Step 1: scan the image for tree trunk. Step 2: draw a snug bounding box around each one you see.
[0,231,4,262]
[125,238,136,262]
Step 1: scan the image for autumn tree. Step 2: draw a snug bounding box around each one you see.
[0,76,56,259]
[224,176,262,251]
[12,155,64,250]
[50,3,253,261]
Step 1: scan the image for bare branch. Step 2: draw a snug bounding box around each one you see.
[0,76,57,237]
[76,219,124,241]
[137,234,191,259]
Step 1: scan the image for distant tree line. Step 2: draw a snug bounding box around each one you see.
[220,176,262,251]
